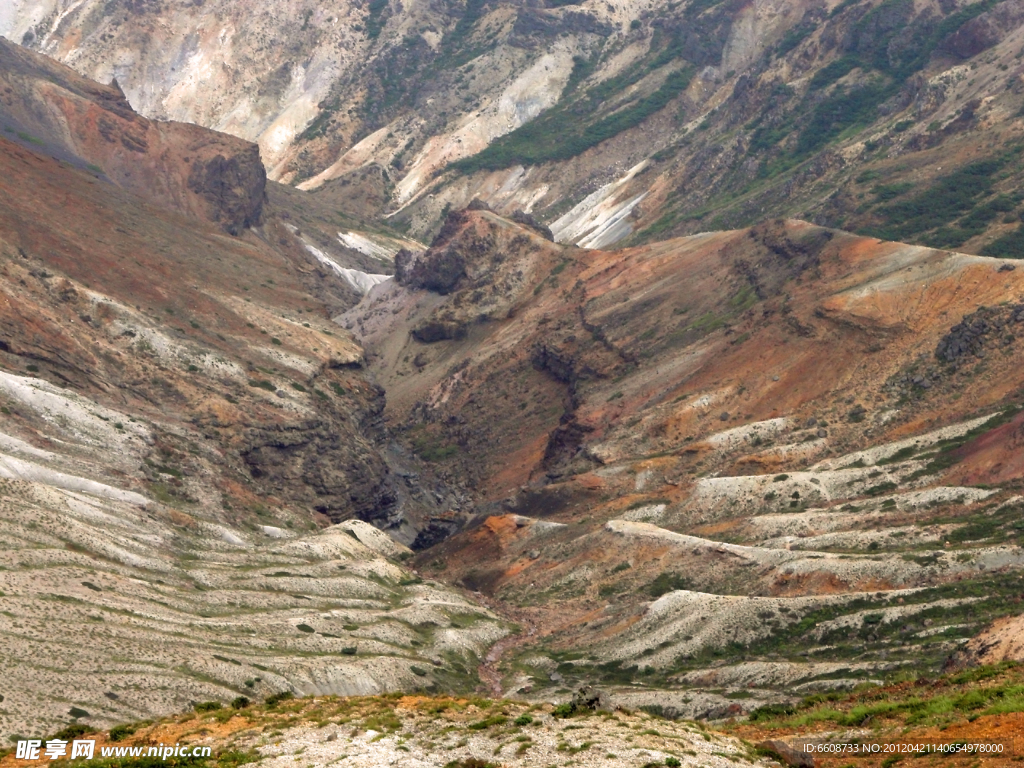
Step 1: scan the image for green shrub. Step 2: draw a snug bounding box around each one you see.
[16,131,44,146]
[231,696,250,710]
[747,702,795,722]
[864,482,898,497]
[53,723,92,740]
[808,56,860,90]
[776,24,813,56]
[867,158,1006,243]
[468,715,508,730]
[552,703,576,718]
[412,437,459,462]
[454,64,694,173]
[194,701,221,713]
[647,572,692,597]
[796,81,891,156]
[982,224,1024,259]
[264,691,294,706]
[108,724,137,741]
[872,182,914,201]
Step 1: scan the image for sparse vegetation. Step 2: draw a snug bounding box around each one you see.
[453,53,694,173]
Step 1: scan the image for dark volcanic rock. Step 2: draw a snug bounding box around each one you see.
[412,319,468,343]
[731,219,834,299]
[936,304,1024,362]
[510,209,554,241]
[531,343,578,383]
[756,739,815,768]
[187,146,266,235]
[411,518,463,550]
[239,389,400,525]
[407,248,467,294]
[571,685,612,712]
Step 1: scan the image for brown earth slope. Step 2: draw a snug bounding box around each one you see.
[14,0,1024,261]
[0,37,265,234]
[0,44,507,740]
[344,205,1024,713]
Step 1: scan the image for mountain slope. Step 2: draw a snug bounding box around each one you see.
[5,19,1024,740]
[9,0,1024,255]
[342,205,1024,713]
[0,41,504,740]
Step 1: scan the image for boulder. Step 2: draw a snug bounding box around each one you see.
[571,685,612,712]
[756,739,815,768]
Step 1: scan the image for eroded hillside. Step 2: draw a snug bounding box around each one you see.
[5,21,1024,748]
[343,204,1024,715]
[0,41,504,741]
[10,0,1024,258]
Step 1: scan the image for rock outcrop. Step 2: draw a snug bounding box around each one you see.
[8,0,1024,255]
[935,304,1024,363]
[186,143,267,235]
[947,614,1024,670]
[0,37,265,234]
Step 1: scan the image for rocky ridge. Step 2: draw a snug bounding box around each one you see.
[10,0,1024,259]
[0,37,266,235]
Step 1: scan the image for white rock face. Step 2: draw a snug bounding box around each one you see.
[337,519,413,559]
[303,242,391,294]
[0,0,681,248]
[0,1,366,167]
[391,46,578,206]
[550,161,650,248]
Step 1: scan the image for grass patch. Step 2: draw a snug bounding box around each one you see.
[453,51,693,173]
